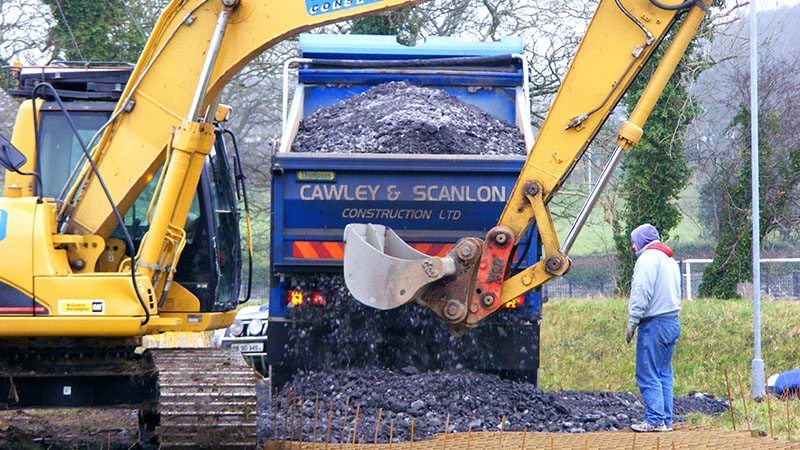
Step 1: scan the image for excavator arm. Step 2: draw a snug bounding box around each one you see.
[0,0,424,338]
[344,0,710,333]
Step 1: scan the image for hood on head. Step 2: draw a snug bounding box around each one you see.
[631,223,660,251]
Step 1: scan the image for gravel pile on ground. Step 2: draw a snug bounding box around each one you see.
[285,273,536,373]
[291,81,526,155]
[262,369,728,443]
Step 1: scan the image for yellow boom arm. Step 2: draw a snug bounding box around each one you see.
[61,0,424,240]
[498,0,709,305]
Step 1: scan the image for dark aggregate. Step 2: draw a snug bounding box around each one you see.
[262,369,728,443]
[291,81,527,155]
[285,273,536,373]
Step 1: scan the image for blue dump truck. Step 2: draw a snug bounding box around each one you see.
[221,34,543,386]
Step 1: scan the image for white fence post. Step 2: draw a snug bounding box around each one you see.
[680,258,800,301]
[682,259,712,301]
[686,262,692,301]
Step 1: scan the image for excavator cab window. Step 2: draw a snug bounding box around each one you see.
[204,136,241,309]
[36,106,110,199]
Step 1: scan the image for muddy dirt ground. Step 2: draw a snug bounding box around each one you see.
[0,372,727,449]
[0,408,137,450]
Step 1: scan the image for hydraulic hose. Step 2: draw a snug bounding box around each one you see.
[649,0,698,10]
[31,83,151,325]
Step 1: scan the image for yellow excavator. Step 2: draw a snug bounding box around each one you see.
[0,0,709,447]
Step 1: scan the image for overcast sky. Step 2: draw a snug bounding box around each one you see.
[2,0,798,65]
[763,0,800,8]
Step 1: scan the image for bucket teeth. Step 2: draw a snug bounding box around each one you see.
[343,224,455,310]
[364,223,386,252]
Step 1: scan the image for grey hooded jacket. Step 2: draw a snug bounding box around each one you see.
[628,241,682,325]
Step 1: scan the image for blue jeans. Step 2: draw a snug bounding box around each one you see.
[636,315,680,426]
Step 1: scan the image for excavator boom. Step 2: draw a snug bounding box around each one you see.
[62,0,425,239]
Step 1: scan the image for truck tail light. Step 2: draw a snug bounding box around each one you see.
[286,290,327,307]
[287,290,304,307]
[310,291,327,306]
[503,296,524,309]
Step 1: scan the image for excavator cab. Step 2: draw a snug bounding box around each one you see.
[3,63,247,313]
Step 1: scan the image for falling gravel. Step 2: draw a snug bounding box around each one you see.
[291,81,527,155]
[263,369,728,443]
[284,273,537,374]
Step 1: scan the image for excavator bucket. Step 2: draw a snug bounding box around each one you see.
[343,224,457,310]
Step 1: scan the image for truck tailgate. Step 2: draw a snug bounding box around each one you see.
[271,153,532,270]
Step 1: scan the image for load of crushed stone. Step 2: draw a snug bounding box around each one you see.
[262,368,728,443]
[291,81,527,155]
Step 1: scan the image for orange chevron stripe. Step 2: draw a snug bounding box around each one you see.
[310,242,332,258]
[430,243,453,257]
[291,241,452,259]
[322,241,345,259]
[293,241,318,258]
[412,243,433,254]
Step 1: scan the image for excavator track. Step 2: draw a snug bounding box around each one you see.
[142,348,259,449]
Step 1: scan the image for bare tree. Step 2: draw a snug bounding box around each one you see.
[0,0,53,64]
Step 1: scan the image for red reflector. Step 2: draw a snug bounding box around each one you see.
[287,290,304,307]
[504,296,524,309]
[311,291,327,306]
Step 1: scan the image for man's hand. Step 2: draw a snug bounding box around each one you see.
[625,322,637,344]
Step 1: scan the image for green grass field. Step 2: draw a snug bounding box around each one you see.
[550,182,706,257]
[540,298,800,437]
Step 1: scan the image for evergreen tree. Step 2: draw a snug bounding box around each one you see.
[612,42,697,294]
[43,0,147,62]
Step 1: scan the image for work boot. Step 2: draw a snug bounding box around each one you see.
[630,421,668,432]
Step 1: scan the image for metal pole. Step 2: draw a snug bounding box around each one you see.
[561,146,623,254]
[750,0,765,400]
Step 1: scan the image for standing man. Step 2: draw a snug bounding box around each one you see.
[625,223,682,433]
